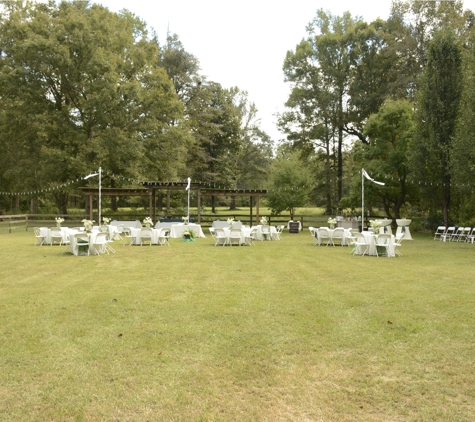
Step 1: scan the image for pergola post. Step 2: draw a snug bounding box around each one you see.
[197,189,201,223]
[249,196,253,226]
[88,194,93,220]
[255,195,260,225]
[150,190,155,222]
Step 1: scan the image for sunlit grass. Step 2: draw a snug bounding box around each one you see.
[1,230,474,421]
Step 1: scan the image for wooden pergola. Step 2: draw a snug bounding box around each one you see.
[80,182,267,224]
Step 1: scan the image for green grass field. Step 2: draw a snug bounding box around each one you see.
[1,230,474,421]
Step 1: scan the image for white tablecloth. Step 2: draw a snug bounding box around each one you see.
[110,220,142,230]
[325,228,352,246]
[40,227,74,244]
[356,232,395,257]
[68,230,102,255]
[130,228,161,245]
[222,228,249,245]
[212,220,243,229]
[251,225,277,241]
[169,223,205,238]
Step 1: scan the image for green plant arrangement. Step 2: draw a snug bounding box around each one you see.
[182,229,196,242]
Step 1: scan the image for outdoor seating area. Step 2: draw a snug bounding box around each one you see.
[32,219,289,253]
[433,226,475,242]
[309,225,405,258]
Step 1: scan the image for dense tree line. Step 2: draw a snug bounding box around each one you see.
[2,0,475,228]
[279,0,475,228]
[0,0,272,214]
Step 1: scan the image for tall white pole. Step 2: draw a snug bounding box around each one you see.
[361,169,364,231]
[99,167,102,225]
[186,177,191,222]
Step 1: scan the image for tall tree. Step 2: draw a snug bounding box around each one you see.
[0,0,187,213]
[265,149,314,220]
[361,99,417,219]
[411,28,462,226]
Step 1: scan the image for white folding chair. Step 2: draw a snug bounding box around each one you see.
[209,227,216,239]
[317,227,332,246]
[465,228,475,243]
[34,227,45,246]
[140,227,153,246]
[309,227,318,245]
[353,233,370,256]
[122,227,135,246]
[440,226,455,242]
[74,232,91,256]
[375,234,392,257]
[272,225,284,240]
[394,233,404,256]
[451,226,464,242]
[244,228,257,246]
[50,227,64,246]
[92,232,109,255]
[214,228,228,246]
[157,228,170,246]
[458,227,471,242]
[331,228,345,246]
[229,229,243,246]
[261,225,272,240]
[433,226,446,240]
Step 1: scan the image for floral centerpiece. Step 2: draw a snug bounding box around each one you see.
[143,217,153,228]
[369,219,382,234]
[55,217,64,227]
[260,216,268,225]
[182,216,189,225]
[227,217,234,228]
[182,229,196,242]
[102,217,111,225]
[327,217,337,229]
[82,219,95,232]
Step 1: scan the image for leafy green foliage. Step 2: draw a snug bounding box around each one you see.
[265,151,314,218]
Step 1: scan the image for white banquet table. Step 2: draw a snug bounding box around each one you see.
[169,223,205,238]
[325,228,352,246]
[222,227,249,245]
[130,227,161,245]
[40,227,74,245]
[251,225,277,241]
[68,229,103,255]
[355,231,396,257]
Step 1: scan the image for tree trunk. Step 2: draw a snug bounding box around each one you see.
[30,198,37,214]
[54,191,69,215]
[211,195,216,213]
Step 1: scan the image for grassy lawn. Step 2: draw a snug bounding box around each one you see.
[1,229,474,421]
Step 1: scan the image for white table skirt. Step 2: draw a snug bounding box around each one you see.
[355,232,395,257]
[212,221,243,229]
[130,228,161,245]
[251,225,277,241]
[169,223,205,238]
[68,230,101,255]
[40,227,74,244]
[325,228,352,246]
[110,220,142,230]
[222,228,249,245]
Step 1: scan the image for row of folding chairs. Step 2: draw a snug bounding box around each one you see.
[433,226,475,242]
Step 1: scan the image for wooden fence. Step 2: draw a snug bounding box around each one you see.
[0,213,337,233]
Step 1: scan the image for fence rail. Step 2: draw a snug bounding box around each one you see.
[0,213,337,233]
